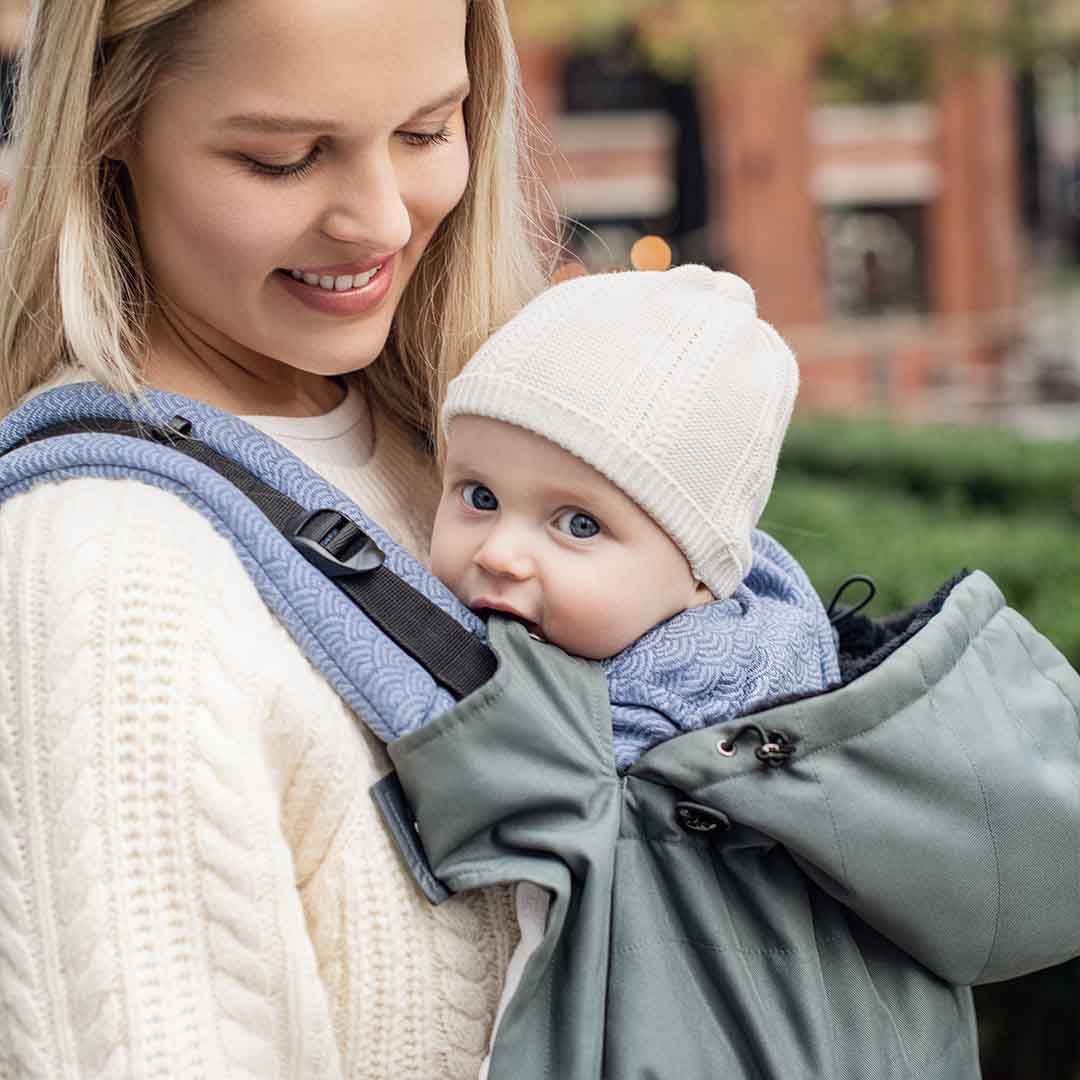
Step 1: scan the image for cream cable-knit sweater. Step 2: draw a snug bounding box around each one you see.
[0,381,518,1078]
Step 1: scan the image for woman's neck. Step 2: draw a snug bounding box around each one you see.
[141,304,348,418]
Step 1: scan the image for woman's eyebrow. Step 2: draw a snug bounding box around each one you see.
[219,82,471,136]
[406,80,471,120]
[218,113,345,135]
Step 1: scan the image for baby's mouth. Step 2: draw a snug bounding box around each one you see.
[475,606,545,641]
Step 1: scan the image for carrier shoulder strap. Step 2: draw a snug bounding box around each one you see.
[9,413,496,701]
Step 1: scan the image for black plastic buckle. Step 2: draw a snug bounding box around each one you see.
[145,414,194,444]
[290,509,385,579]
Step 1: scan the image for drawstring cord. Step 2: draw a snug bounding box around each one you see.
[826,575,876,628]
[717,723,796,768]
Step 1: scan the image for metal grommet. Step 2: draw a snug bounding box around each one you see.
[716,738,737,757]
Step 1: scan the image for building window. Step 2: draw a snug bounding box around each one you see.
[556,28,710,268]
[822,203,928,317]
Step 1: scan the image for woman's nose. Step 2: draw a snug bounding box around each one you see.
[474,526,535,581]
[319,151,412,253]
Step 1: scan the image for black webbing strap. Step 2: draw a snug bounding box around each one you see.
[7,415,497,700]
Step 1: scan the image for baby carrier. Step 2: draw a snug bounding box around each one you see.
[3,381,1080,1080]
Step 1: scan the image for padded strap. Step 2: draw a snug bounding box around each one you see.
[8,414,497,701]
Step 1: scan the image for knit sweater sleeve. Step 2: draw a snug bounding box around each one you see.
[0,476,346,1078]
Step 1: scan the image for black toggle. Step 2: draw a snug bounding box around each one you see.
[717,723,796,768]
[290,508,385,578]
[675,801,732,833]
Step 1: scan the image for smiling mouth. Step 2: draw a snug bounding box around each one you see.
[277,264,385,293]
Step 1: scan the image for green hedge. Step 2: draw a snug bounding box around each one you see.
[768,416,1080,1079]
[780,416,1080,521]
[763,474,1080,669]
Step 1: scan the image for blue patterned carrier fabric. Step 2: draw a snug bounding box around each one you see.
[0,383,839,768]
[605,535,840,769]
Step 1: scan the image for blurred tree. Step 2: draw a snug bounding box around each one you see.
[817,11,929,103]
[509,0,1080,78]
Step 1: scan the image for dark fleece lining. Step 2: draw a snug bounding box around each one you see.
[836,570,971,685]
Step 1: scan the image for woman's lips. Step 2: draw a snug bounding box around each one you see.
[274,257,394,317]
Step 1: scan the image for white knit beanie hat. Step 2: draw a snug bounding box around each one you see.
[441,264,799,601]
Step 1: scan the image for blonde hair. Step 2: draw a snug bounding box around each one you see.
[0,0,553,448]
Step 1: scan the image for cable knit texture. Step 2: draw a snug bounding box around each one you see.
[0,395,518,1078]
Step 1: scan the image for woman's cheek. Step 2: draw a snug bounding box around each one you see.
[404,144,470,235]
[140,166,279,300]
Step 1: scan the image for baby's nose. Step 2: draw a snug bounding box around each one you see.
[474,527,535,580]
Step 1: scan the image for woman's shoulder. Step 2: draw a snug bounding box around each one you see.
[0,473,388,864]
[0,477,289,727]
[0,473,256,589]
[0,476,325,733]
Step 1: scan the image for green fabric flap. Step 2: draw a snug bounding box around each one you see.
[386,574,1080,1078]
[631,570,1080,985]
[388,617,620,1079]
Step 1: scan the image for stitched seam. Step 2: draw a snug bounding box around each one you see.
[581,653,618,776]
[699,623,1001,791]
[810,750,850,888]
[1001,608,1080,723]
[390,678,507,757]
[614,934,845,958]
[912,642,1002,985]
[971,620,1040,754]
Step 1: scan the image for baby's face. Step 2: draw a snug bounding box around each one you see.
[431,417,712,660]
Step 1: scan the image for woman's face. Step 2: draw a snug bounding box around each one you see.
[123,0,471,382]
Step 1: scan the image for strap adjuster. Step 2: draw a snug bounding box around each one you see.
[290,508,385,579]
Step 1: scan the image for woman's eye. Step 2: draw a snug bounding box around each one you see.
[398,125,452,149]
[242,145,322,180]
[555,510,601,540]
[462,483,498,512]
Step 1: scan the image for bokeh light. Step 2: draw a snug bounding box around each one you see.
[630,235,673,272]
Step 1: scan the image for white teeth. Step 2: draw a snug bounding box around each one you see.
[290,265,382,292]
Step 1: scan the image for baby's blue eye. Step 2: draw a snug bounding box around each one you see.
[556,509,600,539]
[462,483,498,511]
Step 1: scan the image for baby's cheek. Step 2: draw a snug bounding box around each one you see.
[547,573,642,659]
[428,515,464,594]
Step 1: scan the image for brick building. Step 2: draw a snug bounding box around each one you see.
[514,21,1024,419]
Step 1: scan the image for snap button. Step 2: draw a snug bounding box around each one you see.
[675,801,731,834]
